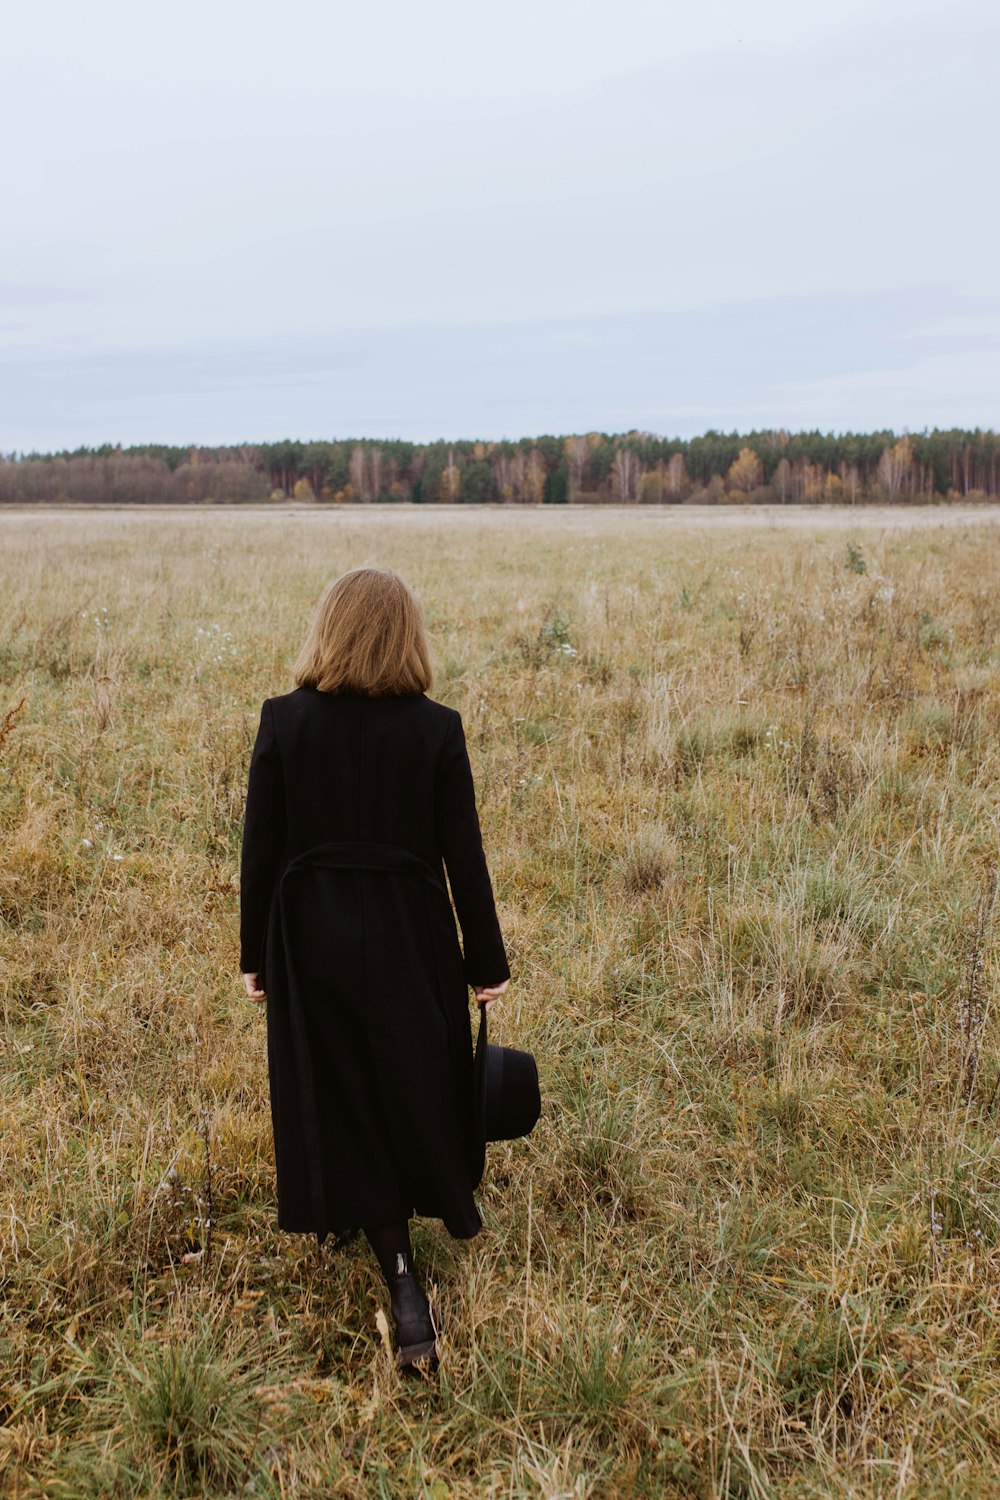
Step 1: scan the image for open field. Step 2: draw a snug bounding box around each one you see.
[2,505,1000,1498]
[5,501,1000,530]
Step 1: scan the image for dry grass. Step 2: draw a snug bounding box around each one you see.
[1,504,999,1498]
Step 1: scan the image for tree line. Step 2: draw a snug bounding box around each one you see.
[2,428,999,506]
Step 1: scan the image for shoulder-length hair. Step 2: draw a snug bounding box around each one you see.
[292,566,433,696]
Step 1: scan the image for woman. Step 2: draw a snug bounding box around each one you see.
[238,566,510,1371]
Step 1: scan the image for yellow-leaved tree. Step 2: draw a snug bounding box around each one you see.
[877,436,913,501]
[439,450,461,503]
[726,447,762,496]
[665,451,687,500]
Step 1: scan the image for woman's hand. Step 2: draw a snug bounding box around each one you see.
[243,972,266,1003]
[473,977,509,1012]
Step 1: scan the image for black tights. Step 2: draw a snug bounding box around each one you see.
[363,1219,413,1283]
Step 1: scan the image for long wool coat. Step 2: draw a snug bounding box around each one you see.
[238,685,510,1243]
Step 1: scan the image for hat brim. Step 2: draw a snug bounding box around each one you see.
[471,1003,489,1188]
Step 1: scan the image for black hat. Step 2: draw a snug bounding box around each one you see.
[471,1003,541,1188]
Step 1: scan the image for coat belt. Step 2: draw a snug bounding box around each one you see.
[279,839,448,898]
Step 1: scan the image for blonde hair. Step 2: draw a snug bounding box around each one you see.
[293,566,433,695]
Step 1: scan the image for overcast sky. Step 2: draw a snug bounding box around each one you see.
[2,0,998,450]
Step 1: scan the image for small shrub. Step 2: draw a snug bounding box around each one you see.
[84,1321,269,1491]
[557,1083,653,1220]
[541,611,573,650]
[918,610,953,652]
[674,722,715,772]
[534,1308,660,1447]
[726,902,860,1021]
[618,823,676,894]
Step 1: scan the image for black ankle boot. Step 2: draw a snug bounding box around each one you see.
[386,1253,437,1371]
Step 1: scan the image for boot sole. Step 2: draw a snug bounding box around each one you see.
[396,1338,438,1371]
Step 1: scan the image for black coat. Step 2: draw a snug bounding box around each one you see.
[238,685,510,1242]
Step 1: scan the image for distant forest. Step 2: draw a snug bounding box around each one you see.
[2,429,999,506]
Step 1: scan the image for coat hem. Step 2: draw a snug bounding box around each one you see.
[277,1210,484,1243]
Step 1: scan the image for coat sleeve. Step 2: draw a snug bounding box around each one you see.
[436,709,510,988]
[239,698,287,974]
